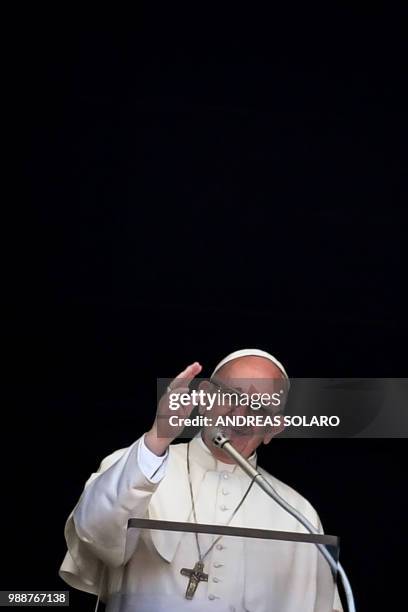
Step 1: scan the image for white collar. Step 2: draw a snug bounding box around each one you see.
[193,431,257,473]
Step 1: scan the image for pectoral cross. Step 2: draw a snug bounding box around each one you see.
[180,561,209,599]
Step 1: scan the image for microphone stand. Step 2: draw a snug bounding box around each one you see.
[213,431,356,612]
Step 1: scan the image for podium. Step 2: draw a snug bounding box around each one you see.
[99,518,339,612]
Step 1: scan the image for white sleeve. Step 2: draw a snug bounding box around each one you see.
[72,435,168,568]
[137,433,169,483]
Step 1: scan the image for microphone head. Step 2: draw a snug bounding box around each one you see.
[210,428,229,448]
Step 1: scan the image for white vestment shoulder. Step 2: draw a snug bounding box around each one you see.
[59,436,343,611]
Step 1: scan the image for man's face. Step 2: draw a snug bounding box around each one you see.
[200,356,287,462]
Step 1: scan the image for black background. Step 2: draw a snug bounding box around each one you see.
[4,6,407,611]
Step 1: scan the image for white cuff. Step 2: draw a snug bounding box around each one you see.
[138,434,169,483]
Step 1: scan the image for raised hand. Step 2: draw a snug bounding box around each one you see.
[144,362,203,456]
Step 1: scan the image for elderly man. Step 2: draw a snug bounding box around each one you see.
[59,349,343,611]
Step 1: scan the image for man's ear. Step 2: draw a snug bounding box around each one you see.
[263,417,285,445]
[197,380,212,415]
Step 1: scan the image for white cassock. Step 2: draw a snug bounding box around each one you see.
[59,434,343,612]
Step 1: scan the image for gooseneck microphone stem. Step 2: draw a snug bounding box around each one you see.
[212,431,356,612]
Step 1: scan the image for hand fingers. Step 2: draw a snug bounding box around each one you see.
[169,362,202,391]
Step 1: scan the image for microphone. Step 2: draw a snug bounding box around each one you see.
[212,429,259,479]
[211,429,356,612]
